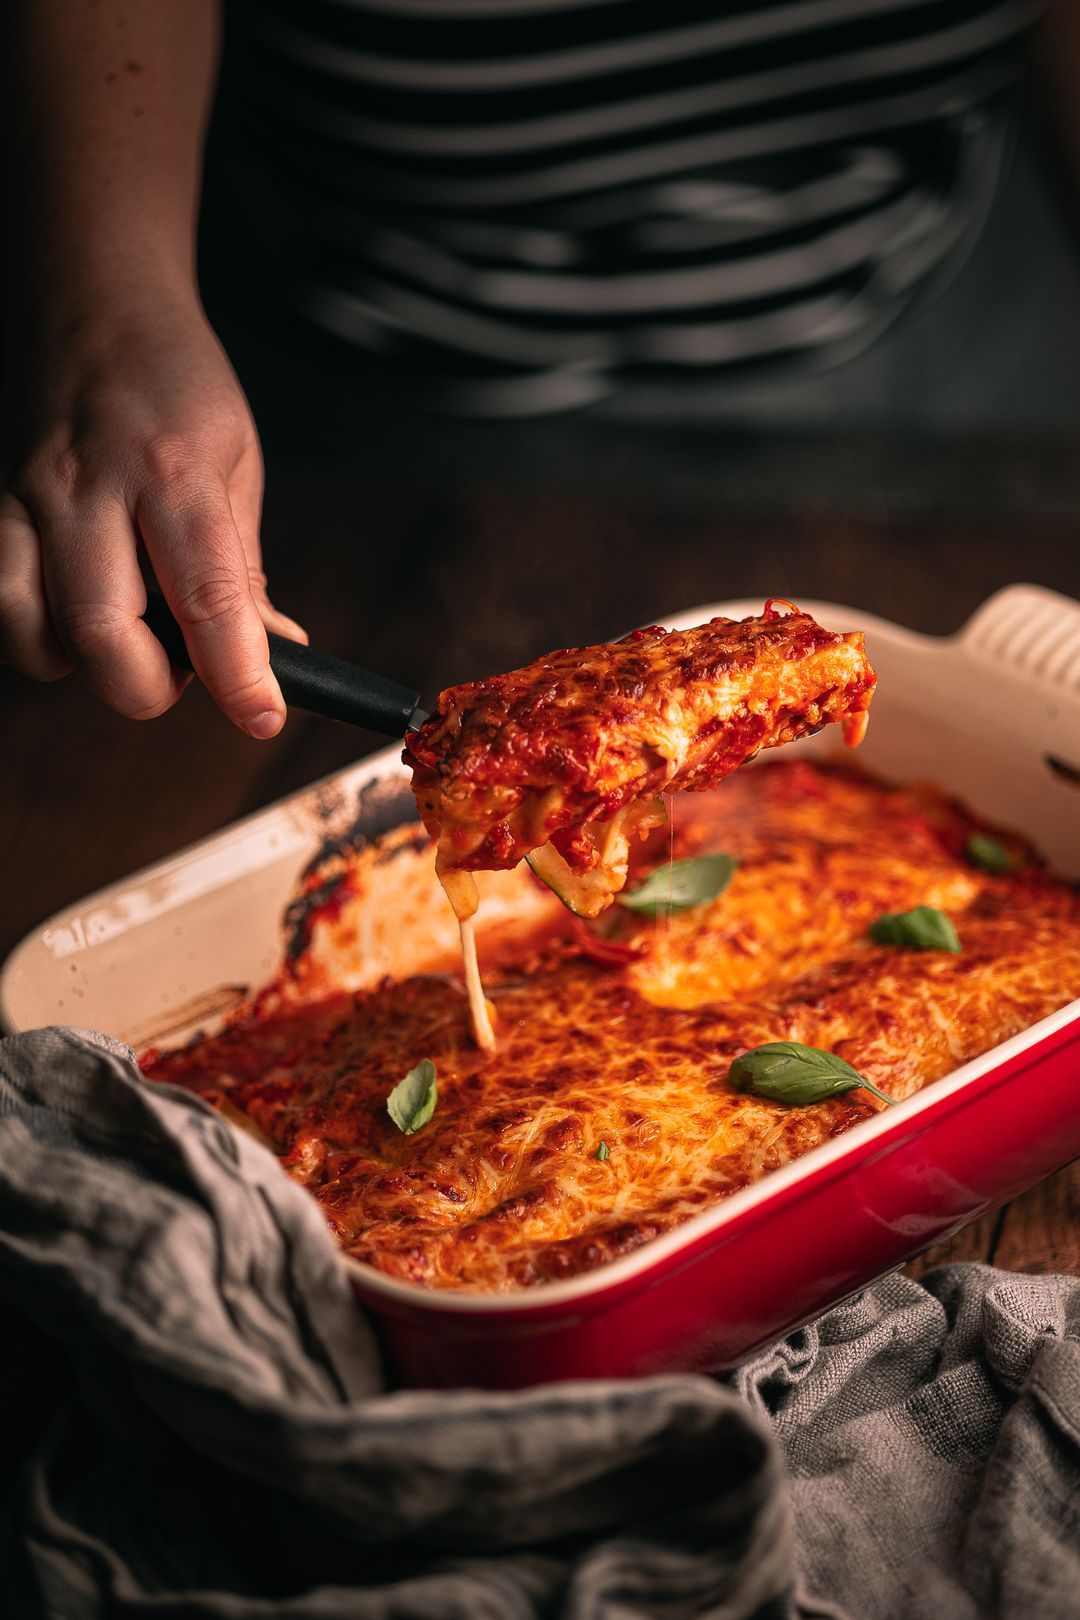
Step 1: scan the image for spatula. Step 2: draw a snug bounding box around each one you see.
[141,594,428,735]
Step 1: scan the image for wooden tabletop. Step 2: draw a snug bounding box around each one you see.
[3,404,1079,1281]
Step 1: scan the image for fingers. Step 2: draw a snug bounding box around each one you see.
[1,295,294,727]
[229,440,309,647]
[135,469,286,737]
[0,482,185,718]
[36,491,186,719]
[248,567,310,647]
[2,428,300,730]
[0,490,71,681]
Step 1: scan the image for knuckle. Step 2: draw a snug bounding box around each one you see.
[141,435,197,491]
[20,441,87,500]
[172,572,248,629]
[215,669,271,713]
[0,571,35,622]
[0,564,71,681]
[54,600,134,663]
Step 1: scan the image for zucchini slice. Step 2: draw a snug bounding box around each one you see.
[525,798,667,918]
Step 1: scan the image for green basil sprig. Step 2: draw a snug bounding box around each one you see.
[869,906,961,953]
[594,1140,610,1162]
[966,833,1019,875]
[617,853,737,917]
[387,1059,438,1135]
[729,1041,896,1106]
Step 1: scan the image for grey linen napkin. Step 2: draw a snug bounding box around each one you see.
[0,1029,1077,1620]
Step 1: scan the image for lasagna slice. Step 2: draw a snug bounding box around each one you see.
[405,603,876,939]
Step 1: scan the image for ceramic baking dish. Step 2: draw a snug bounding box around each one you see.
[4,585,1080,1390]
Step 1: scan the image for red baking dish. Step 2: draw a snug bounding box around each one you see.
[3,586,1080,1389]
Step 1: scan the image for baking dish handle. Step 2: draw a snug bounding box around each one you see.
[955,584,1080,695]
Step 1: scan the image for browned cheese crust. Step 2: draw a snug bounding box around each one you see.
[141,761,1080,1293]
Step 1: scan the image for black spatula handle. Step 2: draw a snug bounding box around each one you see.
[142,594,424,736]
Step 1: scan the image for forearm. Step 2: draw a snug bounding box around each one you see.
[3,0,221,332]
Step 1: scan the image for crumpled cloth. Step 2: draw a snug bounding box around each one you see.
[0,1029,1077,1620]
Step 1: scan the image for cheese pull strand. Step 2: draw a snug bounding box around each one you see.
[459,917,496,1052]
[434,865,495,1050]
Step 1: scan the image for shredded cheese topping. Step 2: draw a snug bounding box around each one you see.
[141,761,1080,1293]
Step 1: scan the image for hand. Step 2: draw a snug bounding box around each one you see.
[0,293,306,736]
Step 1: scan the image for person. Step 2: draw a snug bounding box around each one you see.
[0,0,1068,738]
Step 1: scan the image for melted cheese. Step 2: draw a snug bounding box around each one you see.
[141,761,1080,1293]
[458,916,496,1053]
[406,605,877,1044]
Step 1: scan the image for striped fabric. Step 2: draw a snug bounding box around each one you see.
[221,0,1035,413]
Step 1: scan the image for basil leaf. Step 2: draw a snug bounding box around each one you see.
[729,1041,896,1106]
[966,833,1018,875]
[387,1059,438,1135]
[869,906,961,953]
[594,1140,610,1162]
[617,854,737,916]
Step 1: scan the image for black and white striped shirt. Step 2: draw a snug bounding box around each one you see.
[222,0,1035,413]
